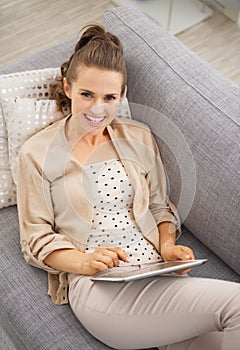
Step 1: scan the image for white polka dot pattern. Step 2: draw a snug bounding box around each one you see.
[0,68,60,100]
[115,96,131,119]
[2,97,68,184]
[84,159,162,265]
[0,67,61,208]
[0,170,16,207]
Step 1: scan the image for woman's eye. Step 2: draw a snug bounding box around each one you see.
[105,95,116,102]
[81,92,92,98]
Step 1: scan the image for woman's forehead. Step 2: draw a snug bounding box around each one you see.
[74,66,123,92]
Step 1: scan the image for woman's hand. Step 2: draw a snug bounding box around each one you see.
[44,247,129,276]
[83,247,130,275]
[161,244,195,275]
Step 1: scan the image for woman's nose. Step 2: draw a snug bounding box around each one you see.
[90,99,105,115]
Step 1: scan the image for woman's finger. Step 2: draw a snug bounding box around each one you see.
[107,247,130,263]
[176,268,191,275]
[178,246,195,261]
[90,259,109,271]
[94,249,116,268]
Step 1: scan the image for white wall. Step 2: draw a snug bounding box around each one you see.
[206,0,240,22]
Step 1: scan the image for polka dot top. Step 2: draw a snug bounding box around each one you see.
[84,159,162,265]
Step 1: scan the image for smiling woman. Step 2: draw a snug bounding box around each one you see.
[16,23,240,350]
[51,24,127,146]
[63,67,123,165]
[52,24,127,115]
[63,67,123,137]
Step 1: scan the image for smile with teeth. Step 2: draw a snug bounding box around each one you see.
[84,114,106,124]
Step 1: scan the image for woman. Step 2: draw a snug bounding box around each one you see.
[17,24,239,349]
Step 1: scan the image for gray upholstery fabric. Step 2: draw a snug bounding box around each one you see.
[178,230,239,282]
[103,8,240,275]
[0,206,239,349]
[0,206,114,350]
[0,6,239,350]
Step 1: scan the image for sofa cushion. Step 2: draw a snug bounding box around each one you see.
[2,97,67,183]
[0,101,16,209]
[103,7,240,275]
[0,67,61,208]
[0,206,238,350]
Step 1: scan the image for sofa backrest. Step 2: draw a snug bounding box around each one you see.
[103,7,240,274]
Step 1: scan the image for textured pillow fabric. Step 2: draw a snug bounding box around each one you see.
[0,98,16,208]
[103,7,240,275]
[0,104,16,208]
[116,86,132,119]
[2,97,68,184]
[0,67,60,208]
[0,67,60,100]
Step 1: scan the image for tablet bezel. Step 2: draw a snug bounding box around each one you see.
[91,259,208,282]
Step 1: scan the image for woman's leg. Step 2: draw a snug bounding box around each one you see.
[68,274,240,350]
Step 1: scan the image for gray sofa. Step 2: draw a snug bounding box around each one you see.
[0,7,239,350]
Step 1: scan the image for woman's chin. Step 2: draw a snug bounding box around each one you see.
[85,116,115,134]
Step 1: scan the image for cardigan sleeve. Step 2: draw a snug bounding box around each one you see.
[146,134,181,239]
[17,143,78,274]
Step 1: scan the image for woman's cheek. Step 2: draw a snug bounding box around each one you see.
[107,102,120,117]
[71,99,87,116]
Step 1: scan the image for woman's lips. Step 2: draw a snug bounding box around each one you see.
[84,113,107,127]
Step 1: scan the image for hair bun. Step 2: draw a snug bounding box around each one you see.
[92,34,110,42]
[74,24,106,52]
[74,24,122,53]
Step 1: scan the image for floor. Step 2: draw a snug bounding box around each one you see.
[177,8,240,85]
[0,0,240,85]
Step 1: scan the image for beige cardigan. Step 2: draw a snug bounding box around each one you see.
[17,115,181,304]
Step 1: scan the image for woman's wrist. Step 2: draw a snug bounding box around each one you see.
[44,249,88,275]
[160,241,176,256]
[158,221,176,256]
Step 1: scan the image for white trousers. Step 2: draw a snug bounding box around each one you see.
[68,273,240,349]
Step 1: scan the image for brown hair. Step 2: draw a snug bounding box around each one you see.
[51,24,127,112]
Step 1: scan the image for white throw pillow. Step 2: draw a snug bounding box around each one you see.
[2,97,68,184]
[116,86,132,119]
[0,104,16,208]
[0,67,60,208]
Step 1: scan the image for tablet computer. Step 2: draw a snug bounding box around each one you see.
[91,259,208,282]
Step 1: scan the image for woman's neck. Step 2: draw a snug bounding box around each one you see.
[66,114,110,148]
[82,128,109,147]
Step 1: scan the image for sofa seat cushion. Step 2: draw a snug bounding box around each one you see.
[0,206,121,350]
[0,205,161,349]
[0,205,239,347]
[0,206,239,349]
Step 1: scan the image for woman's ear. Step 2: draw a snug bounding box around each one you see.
[63,78,72,99]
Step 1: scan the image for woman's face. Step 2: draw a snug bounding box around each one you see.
[64,65,124,135]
